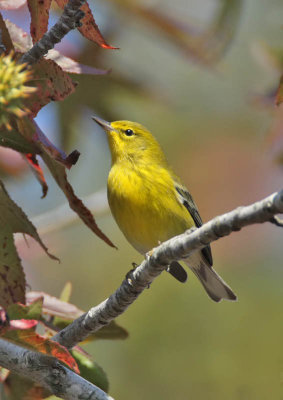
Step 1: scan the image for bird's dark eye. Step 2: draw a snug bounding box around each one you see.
[125,129,134,136]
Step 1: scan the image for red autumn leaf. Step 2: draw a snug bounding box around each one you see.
[55,0,118,49]
[25,154,48,198]
[0,0,26,10]
[27,0,52,43]
[26,58,77,118]
[1,329,79,373]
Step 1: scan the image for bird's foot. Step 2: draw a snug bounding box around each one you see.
[145,249,154,260]
[125,263,138,286]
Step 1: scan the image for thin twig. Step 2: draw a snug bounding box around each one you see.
[0,339,114,400]
[52,190,283,349]
[20,0,86,65]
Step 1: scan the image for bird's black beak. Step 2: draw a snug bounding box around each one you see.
[92,116,114,132]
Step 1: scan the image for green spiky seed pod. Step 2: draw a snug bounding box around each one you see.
[0,52,36,130]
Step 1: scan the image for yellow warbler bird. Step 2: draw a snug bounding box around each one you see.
[92,116,237,302]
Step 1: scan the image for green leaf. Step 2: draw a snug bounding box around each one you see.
[3,372,49,400]
[71,349,109,393]
[90,321,128,341]
[7,298,43,321]
[59,281,72,303]
[0,125,38,154]
[0,180,57,308]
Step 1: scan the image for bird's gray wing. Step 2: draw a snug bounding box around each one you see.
[174,182,213,266]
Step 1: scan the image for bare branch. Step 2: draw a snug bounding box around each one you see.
[20,0,86,65]
[53,190,283,349]
[0,339,114,400]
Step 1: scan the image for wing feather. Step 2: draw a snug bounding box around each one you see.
[174,182,213,266]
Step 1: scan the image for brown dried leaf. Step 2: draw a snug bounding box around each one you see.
[32,121,79,169]
[17,118,113,247]
[54,0,118,49]
[27,0,52,43]
[0,14,14,52]
[26,58,77,118]
[1,19,76,117]
[0,230,26,309]
[0,181,57,308]
[42,152,116,247]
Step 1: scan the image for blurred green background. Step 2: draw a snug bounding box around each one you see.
[2,0,283,399]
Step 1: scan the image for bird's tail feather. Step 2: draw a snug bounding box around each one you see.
[167,261,188,283]
[185,253,237,302]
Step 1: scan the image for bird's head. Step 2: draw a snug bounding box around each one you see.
[92,116,167,166]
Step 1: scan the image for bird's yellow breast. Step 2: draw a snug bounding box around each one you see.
[107,161,195,254]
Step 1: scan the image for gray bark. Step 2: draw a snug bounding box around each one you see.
[20,0,86,65]
[0,339,114,400]
[52,190,283,349]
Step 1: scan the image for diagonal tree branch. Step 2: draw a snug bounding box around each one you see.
[53,190,283,349]
[20,0,86,65]
[0,339,114,400]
